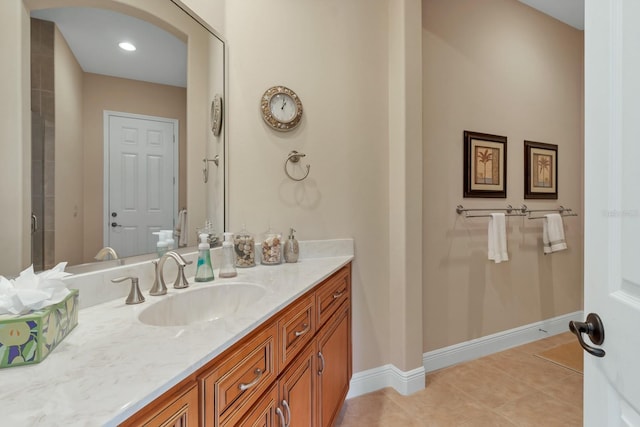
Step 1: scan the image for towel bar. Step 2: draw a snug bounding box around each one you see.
[521,205,579,219]
[455,204,527,218]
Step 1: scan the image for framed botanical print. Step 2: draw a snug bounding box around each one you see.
[524,140,558,199]
[463,130,507,198]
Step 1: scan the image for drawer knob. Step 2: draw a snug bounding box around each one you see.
[238,368,263,391]
[294,323,310,337]
[332,290,345,299]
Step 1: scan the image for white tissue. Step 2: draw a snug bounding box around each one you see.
[0,263,72,315]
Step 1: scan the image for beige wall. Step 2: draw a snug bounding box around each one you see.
[54,25,85,266]
[223,0,393,372]
[422,0,584,351]
[173,0,225,38]
[82,73,187,261]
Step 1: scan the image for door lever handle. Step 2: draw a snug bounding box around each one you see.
[569,313,605,358]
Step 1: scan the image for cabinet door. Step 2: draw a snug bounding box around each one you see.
[278,341,316,427]
[120,383,199,427]
[226,384,279,427]
[316,304,351,427]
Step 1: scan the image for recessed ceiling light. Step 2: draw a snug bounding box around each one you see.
[118,42,136,52]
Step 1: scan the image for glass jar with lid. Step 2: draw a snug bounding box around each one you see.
[233,226,255,268]
[261,228,283,265]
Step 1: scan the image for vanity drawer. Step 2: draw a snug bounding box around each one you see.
[277,294,315,374]
[316,265,351,329]
[200,323,277,427]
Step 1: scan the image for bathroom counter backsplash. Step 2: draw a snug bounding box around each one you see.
[0,239,354,427]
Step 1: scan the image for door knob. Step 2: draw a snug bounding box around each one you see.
[569,313,605,358]
[111,222,122,228]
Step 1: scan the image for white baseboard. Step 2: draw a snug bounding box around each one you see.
[346,364,425,399]
[423,310,584,372]
[347,310,583,399]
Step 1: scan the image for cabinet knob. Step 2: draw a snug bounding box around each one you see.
[238,368,263,391]
[318,351,325,375]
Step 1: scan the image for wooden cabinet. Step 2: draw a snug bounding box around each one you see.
[316,304,351,427]
[120,382,199,427]
[277,341,317,426]
[122,263,351,427]
[277,293,315,373]
[316,267,350,329]
[233,384,279,427]
[200,323,278,427]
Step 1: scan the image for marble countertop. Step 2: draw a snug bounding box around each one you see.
[0,240,353,426]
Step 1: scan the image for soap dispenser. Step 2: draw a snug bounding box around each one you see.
[195,233,215,282]
[219,232,238,278]
[284,228,299,263]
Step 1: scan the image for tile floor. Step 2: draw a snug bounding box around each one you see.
[336,332,582,427]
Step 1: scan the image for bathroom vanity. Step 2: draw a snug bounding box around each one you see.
[0,241,353,426]
[122,264,351,427]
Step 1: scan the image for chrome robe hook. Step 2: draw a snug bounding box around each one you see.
[202,155,220,183]
[284,150,310,181]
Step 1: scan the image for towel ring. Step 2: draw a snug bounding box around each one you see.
[284,150,310,181]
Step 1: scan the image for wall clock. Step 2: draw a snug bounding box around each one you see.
[261,86,303,131]
[211,94,222,136]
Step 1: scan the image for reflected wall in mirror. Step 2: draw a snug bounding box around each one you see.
[22,0,226,273]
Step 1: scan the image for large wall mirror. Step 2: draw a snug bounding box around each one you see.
[19,0,226,274]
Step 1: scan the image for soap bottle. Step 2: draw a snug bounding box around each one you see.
[162,230,175,250]
[219,232,238,278]
[284,228,299,263]
[154,232,168,257]
[195,233,215,282]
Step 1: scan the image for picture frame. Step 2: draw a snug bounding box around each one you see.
[463,130,507,198]
[524,140,558,199]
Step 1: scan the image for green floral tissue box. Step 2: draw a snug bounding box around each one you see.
[0,289,78,368]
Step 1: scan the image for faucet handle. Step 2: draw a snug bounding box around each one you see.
[111,276,145,305]
[149,260,166,296]
[174,261,192,289]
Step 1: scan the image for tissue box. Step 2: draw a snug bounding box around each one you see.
[0,289,78,368]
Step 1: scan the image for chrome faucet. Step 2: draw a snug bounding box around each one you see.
[95,246,119,261]
[149,251,193,296]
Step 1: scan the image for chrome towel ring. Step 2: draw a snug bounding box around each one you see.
[284,150,310,181]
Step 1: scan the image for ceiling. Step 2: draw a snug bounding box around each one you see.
[31,7,187,88]
[517,0,584,30]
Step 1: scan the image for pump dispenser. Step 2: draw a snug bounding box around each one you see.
[195,233,215,282]
[219,232,238,278]
[284,228,299,263]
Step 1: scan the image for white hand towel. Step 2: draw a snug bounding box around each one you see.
[543,213,567,254]
[175,209,188,247]
[488,213,508,263]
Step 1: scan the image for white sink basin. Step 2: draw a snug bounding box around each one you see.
[138,282,266,326]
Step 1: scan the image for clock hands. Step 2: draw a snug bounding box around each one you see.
[281,98,287,110]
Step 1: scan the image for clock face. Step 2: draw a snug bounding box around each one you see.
[269,93,297,123]
[261,86,303,131]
